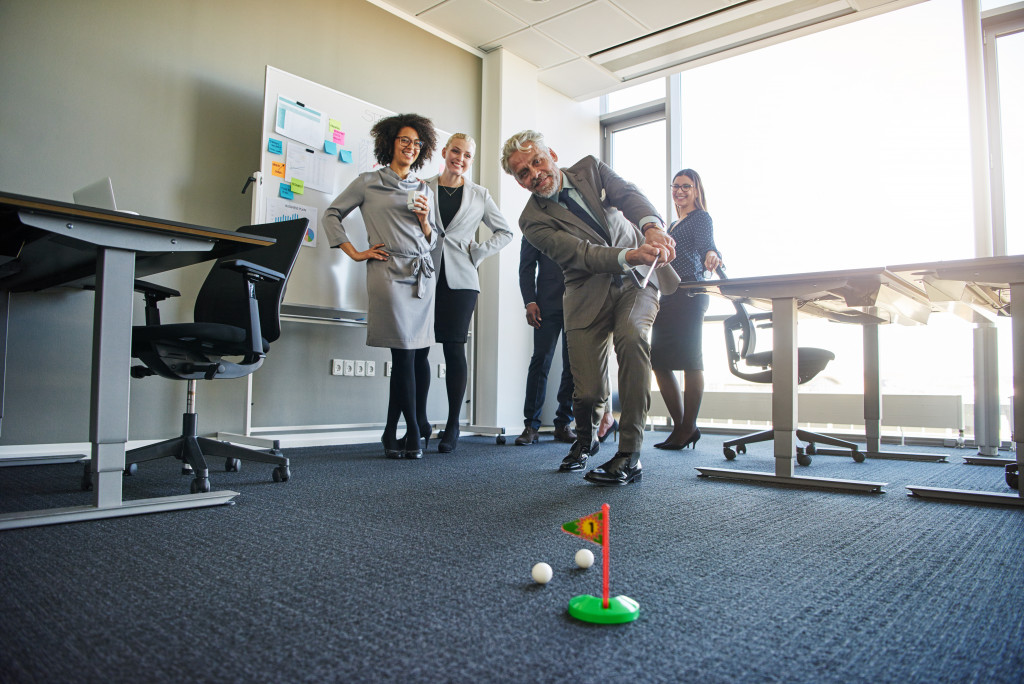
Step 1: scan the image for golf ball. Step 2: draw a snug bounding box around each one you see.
[575,549,595,569]
[531,562,553,584]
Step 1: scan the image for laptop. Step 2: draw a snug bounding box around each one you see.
[72,177,118,210]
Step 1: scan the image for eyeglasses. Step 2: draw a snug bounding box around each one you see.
[397,136,424,150]
[671,183,694,191]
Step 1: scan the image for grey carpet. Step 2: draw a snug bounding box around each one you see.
[1,433,1022,683]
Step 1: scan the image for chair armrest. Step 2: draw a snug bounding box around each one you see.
[133,279,181,326]
[220,259,285,283]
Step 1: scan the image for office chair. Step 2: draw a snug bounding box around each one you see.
[121,218,308,494]
[721,294,862,467]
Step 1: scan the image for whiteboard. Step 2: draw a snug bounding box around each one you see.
[254,66,449,314]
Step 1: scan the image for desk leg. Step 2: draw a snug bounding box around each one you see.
[90,247,134,508]
[974,324,1001,457]
[772,297,798,477]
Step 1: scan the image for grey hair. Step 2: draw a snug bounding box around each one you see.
[500,130,548,176]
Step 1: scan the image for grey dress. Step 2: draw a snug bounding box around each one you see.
[322,167,438,349]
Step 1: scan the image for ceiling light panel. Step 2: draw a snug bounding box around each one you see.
[536,0,649,55]
[419,0,528,47]
[609,0,741,30]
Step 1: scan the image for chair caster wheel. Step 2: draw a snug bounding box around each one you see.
[736,444,746,455]
[1006,463,1019,490]
[124,463,138,476]
[81,464,93,491]
[190,477,210,494]
[805,443,817,455]
[181,463,193,475]
[723,447,736,460]
[273,465,290,482]
[796,449,812,467]
[225,458,241,472]
[496,435,506,445]
[852,450,865,463]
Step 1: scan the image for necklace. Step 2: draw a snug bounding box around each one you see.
[439,184,462,198]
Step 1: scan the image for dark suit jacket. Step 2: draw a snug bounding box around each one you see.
[518,155,679,330]
[519,237,564,314]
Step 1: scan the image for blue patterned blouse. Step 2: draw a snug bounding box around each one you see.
[665,209,719,283]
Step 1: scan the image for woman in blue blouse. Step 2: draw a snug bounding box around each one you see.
[323,113,438,459]
[650,169,722,450]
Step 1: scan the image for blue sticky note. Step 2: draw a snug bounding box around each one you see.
[279,182,294,200]
[339,149,353,163]
[268,138,283,155]
[324,140,338,155]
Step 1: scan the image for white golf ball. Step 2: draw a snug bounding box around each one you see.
[531,562,553,584]
[575,549,595,569]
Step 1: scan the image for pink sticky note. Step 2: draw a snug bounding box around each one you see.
[333,130,345,144]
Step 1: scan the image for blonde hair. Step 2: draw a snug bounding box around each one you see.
[445,133,476,150]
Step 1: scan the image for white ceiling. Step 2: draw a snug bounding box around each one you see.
[373,0,921,100]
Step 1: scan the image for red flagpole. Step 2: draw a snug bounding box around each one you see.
[602,503,610,609]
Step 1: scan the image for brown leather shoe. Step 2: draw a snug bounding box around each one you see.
[515,426,539,446]
[552,425,577,443]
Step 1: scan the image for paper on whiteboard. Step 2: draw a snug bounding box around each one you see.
[275,96,324,148]
[266,196,319,248]
[285,141,336,194]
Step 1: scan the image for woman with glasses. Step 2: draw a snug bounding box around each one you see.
[423,133,514,453]
[323,113,438,459]
[650,169,722,450]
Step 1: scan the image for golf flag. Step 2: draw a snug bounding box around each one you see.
[562,510,604,545]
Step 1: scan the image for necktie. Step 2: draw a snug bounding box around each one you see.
[558,188,622,287]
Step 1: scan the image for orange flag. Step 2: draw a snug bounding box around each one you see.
[562,510,604,545]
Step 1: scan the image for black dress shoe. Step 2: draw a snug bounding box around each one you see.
[552,425,577,443]
[584,452,642,485]
[515,426,539,446]
[559,439,599,472]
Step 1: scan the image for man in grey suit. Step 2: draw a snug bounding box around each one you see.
[501,130,679,485]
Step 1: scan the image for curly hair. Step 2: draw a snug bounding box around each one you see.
[370,113,437,172]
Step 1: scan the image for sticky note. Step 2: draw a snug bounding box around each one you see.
[272,161,286,178]
[332,130,345,145]
[329,118,341,131]
[268,138,283,154]
[339,149,353,163]
[324,140,338,155]
[290,179,305,195]
[279,182,294,200]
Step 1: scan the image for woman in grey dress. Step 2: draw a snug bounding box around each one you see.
[322,113,438,459]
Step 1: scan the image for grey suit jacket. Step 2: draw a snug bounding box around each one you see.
[425,175,514,292]
[518,155,679,330]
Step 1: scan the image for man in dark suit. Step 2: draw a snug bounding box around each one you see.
[501,130,679,485]
[516,238,577,446]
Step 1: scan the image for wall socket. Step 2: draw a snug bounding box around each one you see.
[331,359,345,376]
[332,359,377,377]
[366,361,376,376]
[384,361,392,377]
[437,363,446,378]
[343,359,355,376]
[354,360,366,377]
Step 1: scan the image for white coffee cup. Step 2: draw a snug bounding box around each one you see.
[407,190,425,211]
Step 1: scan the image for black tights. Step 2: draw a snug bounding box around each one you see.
[384,347,430,445]
[442,342,468,433]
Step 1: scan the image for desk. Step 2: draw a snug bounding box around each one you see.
[681,267,934,493]
[0,192,274,529]
[889,255,1022,506]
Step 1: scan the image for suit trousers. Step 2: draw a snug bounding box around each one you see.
[523,310,574,429]
[565,281,659,453]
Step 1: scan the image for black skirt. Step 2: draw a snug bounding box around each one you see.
[650,291,709,371]
[434,257,478,343]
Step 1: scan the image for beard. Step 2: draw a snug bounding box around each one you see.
[531,173,558,199]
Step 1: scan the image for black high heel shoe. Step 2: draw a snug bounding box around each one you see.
[403,434,423,459]
[381,435,403,459]
[438,424,460,453]
[420,422,433,451]
[598,419,619,443]
[654,428,701,451]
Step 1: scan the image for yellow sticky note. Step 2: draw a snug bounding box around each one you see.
[290,178,305,195]
[272,161,286,178]
[329,118,342,131]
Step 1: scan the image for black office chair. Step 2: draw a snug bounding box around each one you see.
[721,296,862,466]
[122,218,308,493]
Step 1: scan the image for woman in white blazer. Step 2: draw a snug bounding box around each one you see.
[425,133,514,452]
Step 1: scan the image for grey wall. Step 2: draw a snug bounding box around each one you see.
[0,0,481,445]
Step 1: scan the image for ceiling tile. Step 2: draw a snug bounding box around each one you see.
[536,0,648,56]
[487,0,593,25]
[481,28,576,69]
[380,0,445,15]
[420,0,528,47]
[609,0,740,30]
[538,58,620,99]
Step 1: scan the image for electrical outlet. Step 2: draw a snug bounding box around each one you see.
[343,359,355,376]
[331,359,345,376]
[366,361,376,376]
[355,360,366,377]
[437,363,446,378]
[384,361,392,377]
